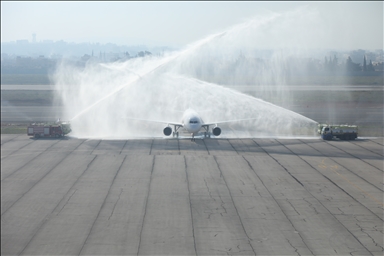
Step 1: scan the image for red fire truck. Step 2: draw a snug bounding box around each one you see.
[27,122,71,138]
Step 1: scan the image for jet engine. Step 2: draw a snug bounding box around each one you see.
[212,127,221,136]
[163,126,172,136]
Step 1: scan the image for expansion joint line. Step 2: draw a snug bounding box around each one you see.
[90,139,102,155]
[149,139,154,155]
[213,155,257,255]
[367,139,384,147]
[18,154,97,256]
[78,155,127,255]
[202,139,210,155]
[177,138,181,155]
[241,154,315,256]
[350,141,384,157]
[56,154,97,216]
[2,139,62,181]
[1,139,86,217]
[184,156,198,256]
[296,139,384,220]
[137,155,155,256]
[1,134,24,145]
[299,139,383,193]
[253,139,304,187]
[1,139,34,161]
[227,139,239,155]
[119,140,128,155]
[325,141,383,173]
[274,139,378,254]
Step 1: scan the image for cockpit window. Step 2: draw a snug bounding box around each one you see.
[189,120,198,124]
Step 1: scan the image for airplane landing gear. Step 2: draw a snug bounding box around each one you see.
[203,132,211,138]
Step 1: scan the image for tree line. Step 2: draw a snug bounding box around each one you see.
[324,55,375,73]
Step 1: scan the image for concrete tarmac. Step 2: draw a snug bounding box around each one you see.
[1,135,383,255]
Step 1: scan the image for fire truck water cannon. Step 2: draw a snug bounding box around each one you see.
[318,124,358,141]
[27,119,72,139]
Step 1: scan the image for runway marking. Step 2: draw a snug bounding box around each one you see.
[1,151,42,159]
[1,149,98,159]
[318,159,384,207]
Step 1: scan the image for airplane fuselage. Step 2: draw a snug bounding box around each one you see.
[161,108,235,139]
[181,109,204,135]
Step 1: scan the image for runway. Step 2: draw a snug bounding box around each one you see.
[2,84,382,91]
[1,135,383,255]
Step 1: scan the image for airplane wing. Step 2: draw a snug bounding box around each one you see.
[202,117,258,127]
[123,117,183,127]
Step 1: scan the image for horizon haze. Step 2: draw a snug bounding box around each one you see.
[1,1,383,51]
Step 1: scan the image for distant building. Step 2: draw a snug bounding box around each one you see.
[81,54,91,62]
[16,40,28,44]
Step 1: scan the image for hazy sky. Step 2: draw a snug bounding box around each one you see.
[1,1,383,49]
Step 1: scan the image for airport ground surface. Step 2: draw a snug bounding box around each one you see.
[1,134,383,255]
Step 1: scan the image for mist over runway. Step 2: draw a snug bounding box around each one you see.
[51,8,339,139]
[47,6,383,140]
[2,86,382,137]
[1,135,383,255]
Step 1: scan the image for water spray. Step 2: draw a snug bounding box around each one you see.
[69,31,228,122]
[54,8,323,139]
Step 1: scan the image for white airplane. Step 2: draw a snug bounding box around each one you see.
[129,108,257,141]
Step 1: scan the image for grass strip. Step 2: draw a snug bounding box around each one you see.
[1,124,28,134]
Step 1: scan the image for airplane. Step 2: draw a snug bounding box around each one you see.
[127,108,257,141]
